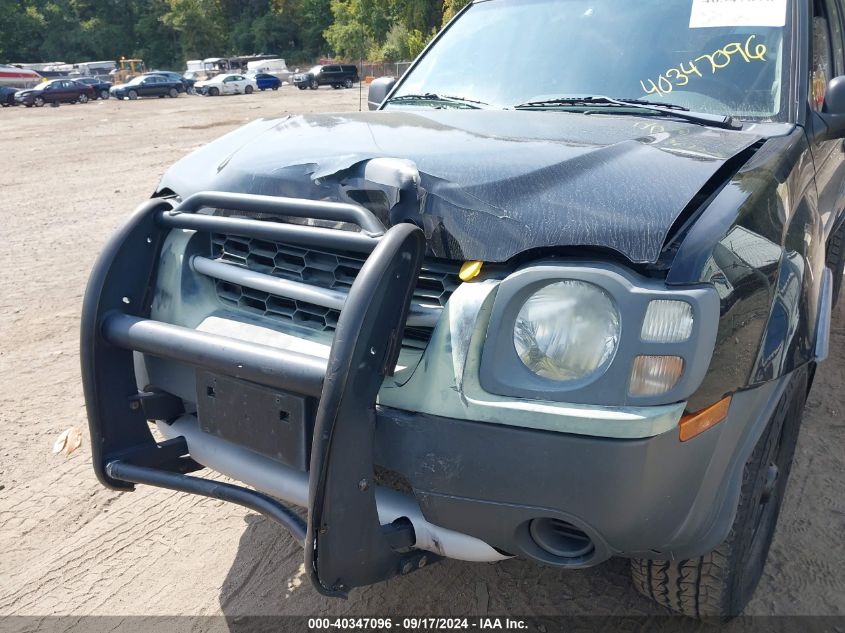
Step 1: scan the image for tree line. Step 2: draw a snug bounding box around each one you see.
[0,0,472,70]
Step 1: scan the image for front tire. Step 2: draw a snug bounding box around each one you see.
[78,93,89,104]
[100,89,109,99]
[169,88,179,98]
[245,85,253,94]
[343,78,353,89]
[631,367,808,619]
[128,90,138,100]
[209,87,219,97]
[310,80,318,90]
[34,97,44,107]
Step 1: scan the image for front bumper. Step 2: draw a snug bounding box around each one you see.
[82,192,772,595]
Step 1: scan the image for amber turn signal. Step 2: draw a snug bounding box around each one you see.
[679,396,732,442]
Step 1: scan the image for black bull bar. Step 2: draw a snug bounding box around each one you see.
[81,192,435,596]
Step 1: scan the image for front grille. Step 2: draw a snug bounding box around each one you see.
[210,233,460,351]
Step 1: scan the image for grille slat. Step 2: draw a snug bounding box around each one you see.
[210,232,461,351]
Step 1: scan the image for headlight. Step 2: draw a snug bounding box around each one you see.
[513,280,620,382]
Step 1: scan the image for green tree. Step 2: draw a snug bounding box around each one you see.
[323,0,371,60]
[0,0,453,70]
[161,0,225,60]
[0,1,45,62]
[442,0,470,26]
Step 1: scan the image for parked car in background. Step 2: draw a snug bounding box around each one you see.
[252,73,281,91]
[195,73,257,96]
[148,70,195,93]
[14,79,94,107]
[0,85,18,106]
[293,64,359,90]
[74,76,112,100]
[110,74,183,100]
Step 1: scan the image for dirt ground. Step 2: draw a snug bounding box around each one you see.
[0,87,843,623]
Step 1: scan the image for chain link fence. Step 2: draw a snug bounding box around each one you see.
[359,61,413,81]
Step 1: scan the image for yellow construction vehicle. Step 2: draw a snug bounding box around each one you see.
[110,58,146,85]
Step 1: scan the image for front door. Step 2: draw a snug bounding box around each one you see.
[811,0,845,241]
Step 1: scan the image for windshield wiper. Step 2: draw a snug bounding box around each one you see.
[513,96,742,130]
[385,93,489,109]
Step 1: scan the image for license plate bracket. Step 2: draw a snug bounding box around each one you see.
[196,371,313,471]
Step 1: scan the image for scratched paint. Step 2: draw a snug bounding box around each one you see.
[158,110,762,264]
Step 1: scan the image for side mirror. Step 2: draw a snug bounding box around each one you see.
[814,76,845,140]
[368,76,396,111]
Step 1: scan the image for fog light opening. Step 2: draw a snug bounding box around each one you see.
[529,518,595,559]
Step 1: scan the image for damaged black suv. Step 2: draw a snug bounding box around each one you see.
[82,0,845,619]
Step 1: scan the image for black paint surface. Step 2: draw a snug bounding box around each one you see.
[158,110,762,264]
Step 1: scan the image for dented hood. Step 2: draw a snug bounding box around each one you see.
[159,110,762,264]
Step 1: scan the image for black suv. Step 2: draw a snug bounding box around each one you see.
[74,76,113,100]
[293,64,359,90]
[83,0,845,621]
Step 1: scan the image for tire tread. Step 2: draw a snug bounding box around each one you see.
[630,369,807,619]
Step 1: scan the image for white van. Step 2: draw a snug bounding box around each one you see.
[245,58,292,83]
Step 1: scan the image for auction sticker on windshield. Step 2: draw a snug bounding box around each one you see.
[690,0,787,28]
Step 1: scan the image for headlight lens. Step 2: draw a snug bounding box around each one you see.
[514,281,620,382]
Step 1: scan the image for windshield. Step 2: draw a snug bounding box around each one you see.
[390,0,790,120]
[309,66,323,74]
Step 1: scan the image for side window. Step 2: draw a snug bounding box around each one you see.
[812,0,845,110]
[826,0,845,74]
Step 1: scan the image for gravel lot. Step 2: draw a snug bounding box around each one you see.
[0,87,843,623]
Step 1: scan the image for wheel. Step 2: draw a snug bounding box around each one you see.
[34,97,44,107]
[631,367,808,619]
[272,86,279,91]
[310,80,318,90]
[78,93,89,103]
[169,88,178,98]
[128,90,138,100]
[245,85,253,94]
[343,78,353,89]
[209,87,219,97]
[332,84,341,89]
[100,89,109,99]
[298,85,307,90]
[826,220,845,305]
